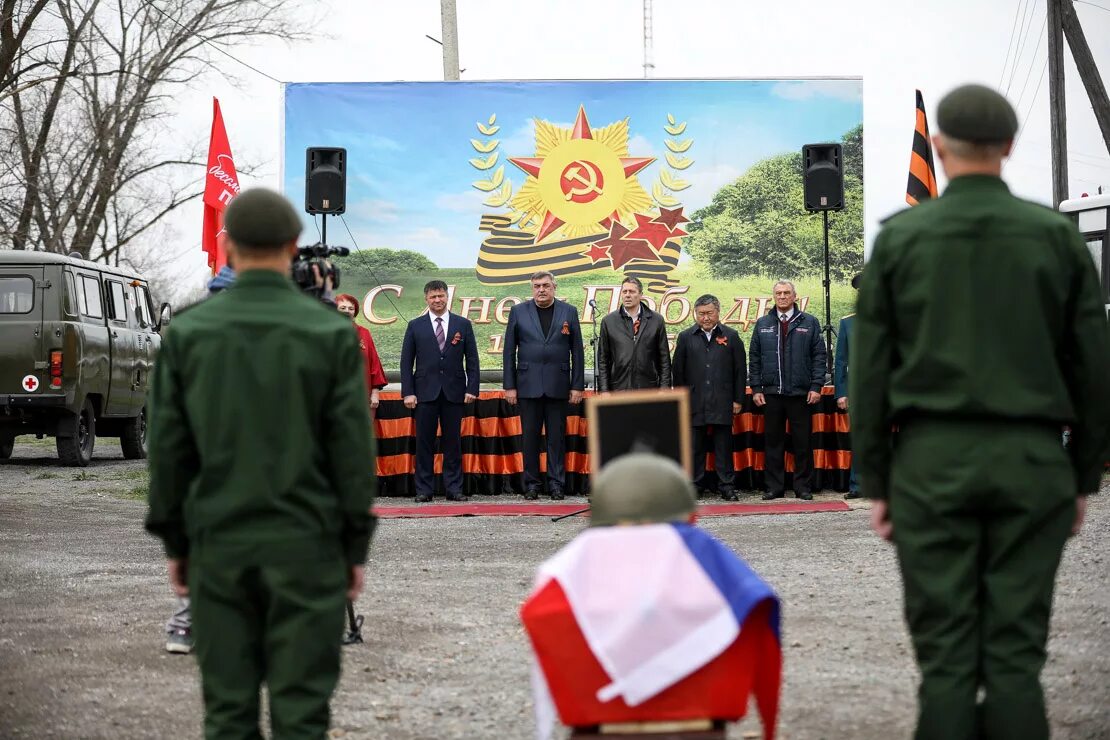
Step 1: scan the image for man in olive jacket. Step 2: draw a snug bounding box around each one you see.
[145,189,376,739]
[672,294,746,500]
[597,277,672,392]
[748,280,827,500]
[853,85,1110,740]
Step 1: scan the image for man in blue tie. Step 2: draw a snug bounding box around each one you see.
[400,280,480,502]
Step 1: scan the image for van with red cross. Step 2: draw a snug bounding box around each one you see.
[0,251,172,466]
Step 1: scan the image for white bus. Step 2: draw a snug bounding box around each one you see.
[1058,192,1109,313]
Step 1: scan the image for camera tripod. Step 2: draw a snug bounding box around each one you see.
[342,600,364,645]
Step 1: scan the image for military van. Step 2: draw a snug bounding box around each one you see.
[0,251,171,466]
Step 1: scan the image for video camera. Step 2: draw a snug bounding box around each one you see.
[291,242,349,298]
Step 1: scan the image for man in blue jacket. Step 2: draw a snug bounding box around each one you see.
[833,274,861,499]
[401,280,480,502]
[749,280,827,500]
[503,271,585,499]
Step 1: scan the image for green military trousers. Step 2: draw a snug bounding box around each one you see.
[890,420,1076,740]
[189,540,348,740]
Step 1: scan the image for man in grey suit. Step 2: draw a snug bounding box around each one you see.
[503,271,585,500]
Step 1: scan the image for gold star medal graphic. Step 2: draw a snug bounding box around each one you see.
[472,106,694,292]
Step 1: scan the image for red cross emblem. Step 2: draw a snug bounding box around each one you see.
[22,374,39,392]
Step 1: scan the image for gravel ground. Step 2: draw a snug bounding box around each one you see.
[1,437,1107,739]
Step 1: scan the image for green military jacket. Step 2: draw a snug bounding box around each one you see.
[852,175,1110,497]
[145,270,376,565]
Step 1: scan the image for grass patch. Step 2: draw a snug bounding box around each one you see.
[34,472,59,480]
[110,468,149,481]
[121,485,148,501]
[72,471,96,481]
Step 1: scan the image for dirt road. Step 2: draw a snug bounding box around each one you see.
[1,438,1107,739]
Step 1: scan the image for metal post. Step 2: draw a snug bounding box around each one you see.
[1060,0,1110,156]
[321,213,327,247]
[440,0,461,81]
[1047,0,1069,207]
[822,210,834,379]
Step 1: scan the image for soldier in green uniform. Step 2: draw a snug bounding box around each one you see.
[145,188,377,739]
[852,85,1109,740]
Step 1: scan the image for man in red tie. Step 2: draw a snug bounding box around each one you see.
[748,280,827,500]
[400,280,480,502]
[596,277,672,393]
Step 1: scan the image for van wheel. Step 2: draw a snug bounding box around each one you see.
[120,405,148,460]
[57,399,96,467]
[0,435,14,460]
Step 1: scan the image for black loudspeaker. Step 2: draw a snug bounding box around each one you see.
[305,147,346,214]
[802,143,844,212]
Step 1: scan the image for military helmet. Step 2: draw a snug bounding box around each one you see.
[589,453,696,527]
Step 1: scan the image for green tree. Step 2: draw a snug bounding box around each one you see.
[335,248,438,280]
[685,126,864,281]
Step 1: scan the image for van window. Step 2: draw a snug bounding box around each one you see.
[63,272,78,316]
[80,275,103,318]
[134,284,154,327]
[0,276,34,314]
[107,281,127,322]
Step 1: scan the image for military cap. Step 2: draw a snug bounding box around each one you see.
[223,188,303,248]
[589,453,696,527]
[936,84,1018,143]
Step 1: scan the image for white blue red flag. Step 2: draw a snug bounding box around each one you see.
[522,523,781,740]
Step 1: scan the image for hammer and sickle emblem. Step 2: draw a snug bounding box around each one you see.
[562,160,603,201]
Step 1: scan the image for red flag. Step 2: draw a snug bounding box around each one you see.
[202,98,240,272]
[906,89,939,206]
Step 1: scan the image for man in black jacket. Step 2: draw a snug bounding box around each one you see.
[749,280,827,500]
[597,277,672,392]
[672,294,746,500]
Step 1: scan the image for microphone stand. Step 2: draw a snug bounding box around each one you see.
[550,299,600,523]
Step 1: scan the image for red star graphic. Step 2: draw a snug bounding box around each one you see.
[582,243,611,265]
[509,106,656,243]
[652,206,690,233]
[627,213,683,251]
[594,222,658,270]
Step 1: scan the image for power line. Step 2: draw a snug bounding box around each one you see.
[1013,29,1046,111]
[1074,0,1110,13]
[1012,58,1049,155]
[1007,0,1044,96]
[999,0,1027,89]
[136,0,283,84]
[337,214,410,324]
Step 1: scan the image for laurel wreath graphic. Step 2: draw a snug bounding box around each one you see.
[653,113,693,207]
[470,114,516,210]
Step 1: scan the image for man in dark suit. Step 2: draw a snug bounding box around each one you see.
[597,276,672,392]
[503,271,585,500]
[400,280,480,502]
[672,294,746,501]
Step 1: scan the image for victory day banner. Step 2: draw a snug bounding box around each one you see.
[281,79,864,370]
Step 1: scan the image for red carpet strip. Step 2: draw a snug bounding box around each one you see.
[374,500,851,519]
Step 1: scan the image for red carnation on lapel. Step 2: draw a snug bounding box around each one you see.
[561,321,570,335]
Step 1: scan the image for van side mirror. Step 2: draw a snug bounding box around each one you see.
[156,302,173,331]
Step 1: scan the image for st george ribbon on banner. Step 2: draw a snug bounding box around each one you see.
[522,522,781,739]
[906,89,939,206]
[202,98,241,273]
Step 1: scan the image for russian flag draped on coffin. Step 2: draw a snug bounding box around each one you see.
[521,522,782,740]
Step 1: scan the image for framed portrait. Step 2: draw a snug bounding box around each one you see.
[585,388,692,476]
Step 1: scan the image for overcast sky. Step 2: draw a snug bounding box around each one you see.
[160,0,1110,287]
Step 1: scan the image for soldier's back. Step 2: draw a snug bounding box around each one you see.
[871,174,1092,425]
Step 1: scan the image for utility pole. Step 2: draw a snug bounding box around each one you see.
[440,0,461,81]
[1060,0,1110,156]
[643,0,654,78]
[1046,0,1068,207]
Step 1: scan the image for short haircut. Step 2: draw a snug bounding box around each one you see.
[939,133,1010,160]
[694,294,720,311]
[621,276,644,293]
[423,279,448,295]
[530,270,555,284]
[335,293,360,313]
[773,280,796,294]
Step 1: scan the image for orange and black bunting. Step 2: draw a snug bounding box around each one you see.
[906,89,939,206]
[370,389,854,497]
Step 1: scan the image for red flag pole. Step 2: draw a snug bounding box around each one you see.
[202,98,241,273]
